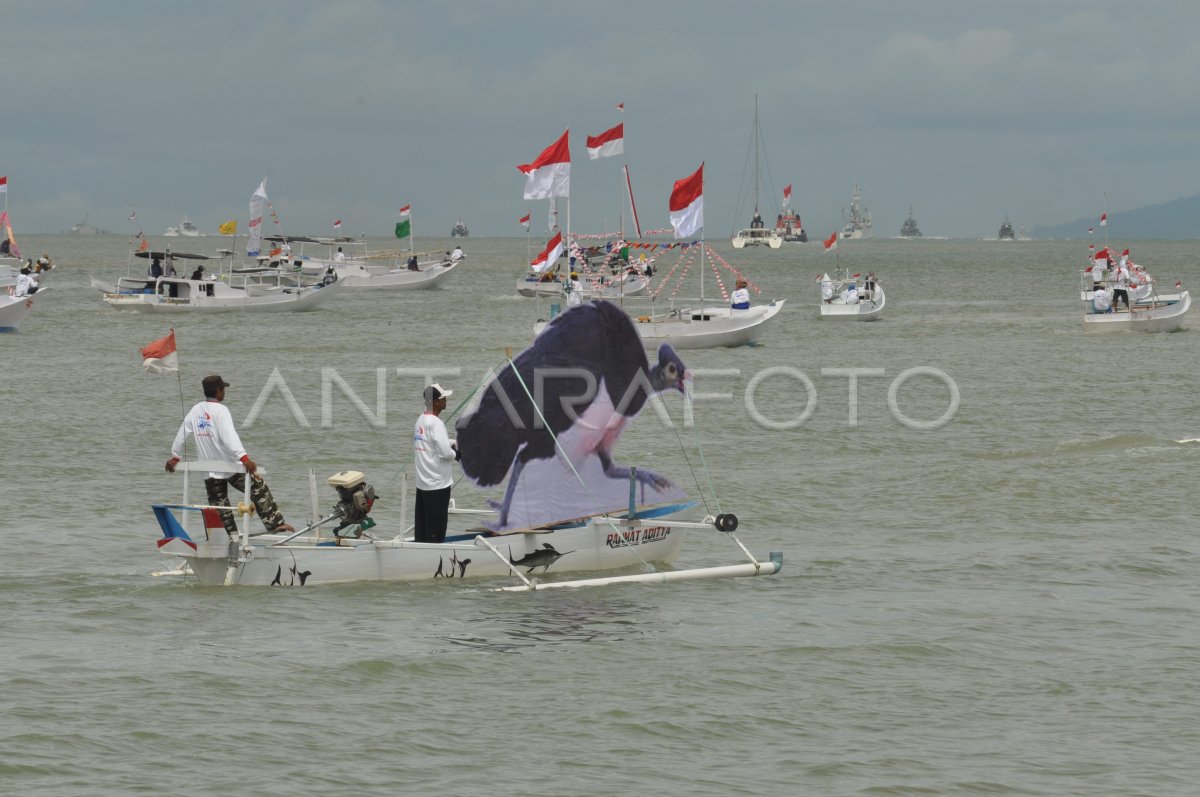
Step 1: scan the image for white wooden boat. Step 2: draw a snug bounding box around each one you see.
[102,250,341,313]
[153,463,780,590]
[0,287,47,331]
[818,272,885,321]
[517,270,650,299]
[1081,274,1190,332]
[274,236,461,290]
[621,301,787,349]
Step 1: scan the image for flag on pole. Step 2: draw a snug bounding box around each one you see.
[668,163,704,239]
[616,102,624,112]
[1099,212,1107,226]
[824,231,838,251]
[1088,226,1094,234]
[141,329,178,373]
[247,178,267,257]
[1121,248,1130,256]
[517,130,571,200]
[218,220,237,235]
[519,212,531,229]
[531,231,564,274]
[395,205,411,239]
[783,184,792,203]
[0,176,7,193]
[333,219,342,230]
[586,123,624,159]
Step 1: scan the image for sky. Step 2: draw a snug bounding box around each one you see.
[9,1,1200,240]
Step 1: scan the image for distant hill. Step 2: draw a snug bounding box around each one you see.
[1033,194,1200,240]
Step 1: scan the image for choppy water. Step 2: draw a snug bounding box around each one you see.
[4,233,1200,796]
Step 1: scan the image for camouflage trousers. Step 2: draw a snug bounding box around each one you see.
[204,473,287,536]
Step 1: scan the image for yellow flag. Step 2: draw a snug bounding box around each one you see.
[218,220,237,235]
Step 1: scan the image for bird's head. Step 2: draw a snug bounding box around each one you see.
[650,344,689,394]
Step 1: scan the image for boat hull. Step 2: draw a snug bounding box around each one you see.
[537,300,786,349]
[340,261,460,290]
[103,278,341,313]
[731,229,783,249]
[819,284,886,321]
[0,290,43,331]
[1083,290,1190,332]
[160,515,689,587]
[518,273,649,299]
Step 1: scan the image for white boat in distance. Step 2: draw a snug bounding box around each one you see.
[818,270,885,321]
[164,215,202,237]
[731,96,783,250]
[101,249,341,312]
[271,236,461,290]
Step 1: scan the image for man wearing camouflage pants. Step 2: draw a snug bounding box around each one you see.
[165,375,296,537]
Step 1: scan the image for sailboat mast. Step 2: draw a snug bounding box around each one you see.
[753,93,760,217]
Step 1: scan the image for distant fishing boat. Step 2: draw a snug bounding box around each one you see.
[899,206,922,238]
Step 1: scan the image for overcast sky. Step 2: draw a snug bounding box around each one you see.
[8,1,1200,240]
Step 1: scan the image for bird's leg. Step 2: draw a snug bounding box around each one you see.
[495,456,528,529]
[596,449,674,491]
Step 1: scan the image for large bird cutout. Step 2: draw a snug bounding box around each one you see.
[456,301,689,531]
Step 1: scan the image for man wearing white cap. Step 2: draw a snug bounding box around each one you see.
[413,383,460,542]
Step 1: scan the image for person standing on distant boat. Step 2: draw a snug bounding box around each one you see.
[413,383,460,543]
[1112,258,1131,310]
[819,273,834,304]
[843,282,860,305]
[566,271,584,307]
[334,247,346,262]
[165,375,295,537]
[149,257,164,278]
[731,278,751,310]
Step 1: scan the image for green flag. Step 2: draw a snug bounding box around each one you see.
[395,219,411,239]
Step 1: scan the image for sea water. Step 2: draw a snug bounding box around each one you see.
[2,234,1199,796]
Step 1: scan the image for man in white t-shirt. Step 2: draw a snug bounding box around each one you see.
[843,282,859,305]
[333,247,346,262]
[1092,285,1112,314]
[413,383,459,543]
[165,375,295,537]
[451,246,464,263]
[819,274,834,303]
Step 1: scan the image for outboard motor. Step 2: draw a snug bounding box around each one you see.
[327,470,377,537]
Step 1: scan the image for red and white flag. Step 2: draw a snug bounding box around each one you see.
[531,231,564,274]
[823,231,838,251]
[1121,248,1130,256]
[1088,226,1094,234]
[519,212,531,229]
[1099,212,1107,226]
[0,176,7,194]
[783,183,792,203]
[586,123,624,160]
[141,329,178,373]
[668,163,704,239]
[517,130,571,200]
[616,102,624,112]
[1094,247,1110,265]
[398,204,411,218]
[333,219,342,230]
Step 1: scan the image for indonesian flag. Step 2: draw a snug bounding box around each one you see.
[141,329,178,373]
[1088,226,1094,234]
[1121,248,1130,256]
[1099,212,1107,226]
[398,204,411,218]
[616,102,624,112]
[1094,247,1110,266]
[823,231,838,251]
[333,219,342,230]
[0,176,7,193]
[586,123,624,160]
[783,183,792,203]
[519,212,531,229]
[517,130,571,200]
[668,163,704,239]
[531,231,564,274]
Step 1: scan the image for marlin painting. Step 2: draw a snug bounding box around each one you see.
[509,543,572,573]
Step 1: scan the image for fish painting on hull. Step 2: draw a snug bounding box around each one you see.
[456,301,689,532]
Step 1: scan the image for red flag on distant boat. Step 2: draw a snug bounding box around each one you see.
[668,163,704,239]
[1121,248,1129,256]
[783,184,792,202]
[586,123,624,160]
[139,238,149,252]
[0,176,7,193]
[823,231,838,251]
[398,204,411,217]
[616,102,624,112]
[517,130,571,200]
[519,212,531,228]
[333,219,342,230]
[1099,212,1107,226]
[531,231,564,274]
[141,329,178,373]
[1088,226,1094,234]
